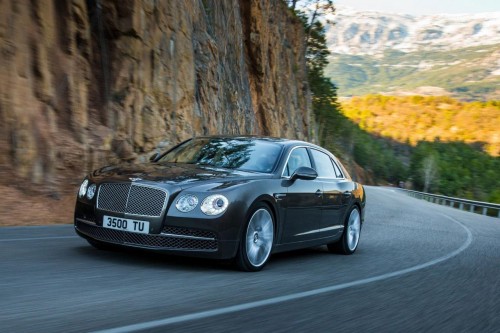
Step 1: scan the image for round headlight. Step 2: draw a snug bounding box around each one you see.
[79,179,89,198]
[201,194,229,216]
[86,183,97,200]
[176,194,199,213]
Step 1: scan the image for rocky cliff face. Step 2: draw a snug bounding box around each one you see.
[0,0,311,198]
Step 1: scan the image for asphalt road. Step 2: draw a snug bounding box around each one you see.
[1,186,499,332]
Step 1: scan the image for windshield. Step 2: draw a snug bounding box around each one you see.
[157,138,283,173]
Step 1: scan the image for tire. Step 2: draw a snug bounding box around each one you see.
[328,206,361,255]
[87,239,118,251]
[236,204,275,272]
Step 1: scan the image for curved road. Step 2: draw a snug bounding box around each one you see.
[1,187,499,332]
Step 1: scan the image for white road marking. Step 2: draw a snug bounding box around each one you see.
[0,236,78,242]
[93,214,473,333]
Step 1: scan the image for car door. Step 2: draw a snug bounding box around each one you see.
[309,149,348,237]
[280,147,323,243]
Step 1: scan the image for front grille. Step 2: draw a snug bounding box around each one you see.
[97,183,129,213]
[76,220,218,251]
[97,183,167,217]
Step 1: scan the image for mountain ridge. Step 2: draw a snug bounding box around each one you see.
[326,6,500,55]
[324,6,500,100]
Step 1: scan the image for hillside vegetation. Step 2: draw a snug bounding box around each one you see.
[326,44,500,100]
[315,103,408,184]
[338,95,500,203]
[410,141,500,204]
[287,2,498,204]
[341,95,500,156]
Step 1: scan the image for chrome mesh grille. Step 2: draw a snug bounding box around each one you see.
[76,220,218,251]
[97,183,130,213]
[97,183,167,217]
[126,185,166,216]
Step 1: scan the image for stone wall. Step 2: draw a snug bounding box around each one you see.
[0,0,311,194]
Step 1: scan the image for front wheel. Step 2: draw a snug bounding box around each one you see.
[236,204,275,272]
[328,206,361,255]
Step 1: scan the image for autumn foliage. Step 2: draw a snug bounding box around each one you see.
[341,95,500,156]
[340,95,500,203]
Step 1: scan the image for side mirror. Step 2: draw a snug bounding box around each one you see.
[290,166,318,181]
[149,152,159,162]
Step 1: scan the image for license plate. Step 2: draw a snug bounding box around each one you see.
[102,215,150,234]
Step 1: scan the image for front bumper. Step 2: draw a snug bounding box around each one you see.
[74,199,241,260]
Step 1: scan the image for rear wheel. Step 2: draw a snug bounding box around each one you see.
[328,206,361,255]
[236,204,274,272]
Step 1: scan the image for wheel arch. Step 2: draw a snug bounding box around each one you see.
[341,199,363,228]
[246,194,279,237]
[352,201,363,224]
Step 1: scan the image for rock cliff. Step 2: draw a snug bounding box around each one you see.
[0,0,311,202]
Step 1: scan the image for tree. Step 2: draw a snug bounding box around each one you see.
[285,1,410,184]
[286,0,335,17]
[287,2,340,145]
[422,154,438,192]
[286,0,335,55]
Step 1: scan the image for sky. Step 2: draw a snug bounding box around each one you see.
[333,0,500,15]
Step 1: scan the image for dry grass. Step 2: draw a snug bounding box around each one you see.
[0,185,76,226]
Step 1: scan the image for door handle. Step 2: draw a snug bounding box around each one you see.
[315,189,323,197]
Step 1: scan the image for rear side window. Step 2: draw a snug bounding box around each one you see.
[310,149,337,179]
[332,159,344,178]
[284,147,312,177]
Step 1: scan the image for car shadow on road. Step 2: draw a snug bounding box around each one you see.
[72,244,234,272]
[72,243,344,272]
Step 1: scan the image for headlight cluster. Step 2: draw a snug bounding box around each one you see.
[175,194,199,212]
[78,178,97,200]
[201,195,229,216]
[175,194,229,216]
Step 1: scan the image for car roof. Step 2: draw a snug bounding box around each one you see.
[191,135,321,149]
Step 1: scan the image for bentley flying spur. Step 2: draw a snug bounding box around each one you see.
[74,136,366,271]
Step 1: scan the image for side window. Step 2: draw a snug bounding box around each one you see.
[310,149,337,179]
[331,159,344,178]
[284,147,312,177]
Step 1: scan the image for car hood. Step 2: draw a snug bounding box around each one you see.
[90,162,271,188]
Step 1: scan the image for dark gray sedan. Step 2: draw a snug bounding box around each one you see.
[74,136,366,271]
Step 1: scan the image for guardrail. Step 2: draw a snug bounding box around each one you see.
[398,189,500,218]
